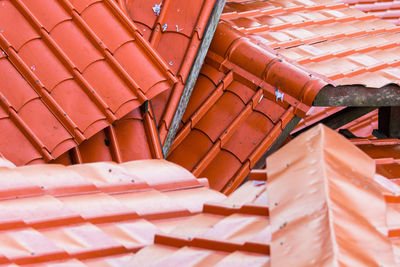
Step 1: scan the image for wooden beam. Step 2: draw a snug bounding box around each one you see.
[378,107,400,138]
[162,0,226,157]
[313,84,400,106]
[293,107,376,137]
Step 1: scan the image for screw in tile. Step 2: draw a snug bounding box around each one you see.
[152,2,162,16]
[131,179,135,183]
[0,29,3,33]
[169,61,173,66]
[99,41,103,45]
[30,65,36,71]
[162,24,167,32]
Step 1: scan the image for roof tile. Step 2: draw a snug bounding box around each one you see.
[0,0,177,166]
[267,124,397,266]
[0,157,271,265]
[118,0,217,143]
[167,20,326,193]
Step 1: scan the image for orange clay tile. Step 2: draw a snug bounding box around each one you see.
[0,158,270,265]
[339,109,378,138]
[0,159,230,265]
[295,107,378,138]
[267,124,397,266]
[167,20,328,194]
[222,0,400,136]
[115,0,217,144]
[342,0,400,26]
[0,0,177,166]
[124,179,269,266]
[52,105,163,165]
[349,138,400,179]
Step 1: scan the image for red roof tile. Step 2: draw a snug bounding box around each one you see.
[349,138,400,180]
[341,0,400,25]
[116,0,217,144]
[52,105,163,165]
[294,107,378,138]
[167,20,328,194]
[267,124,397,266]
[0,159,231,265]
[339,109,378,137]
[0,157,271,265]
[222,0,400,142]
[0,0,177,166]
[223,0,400,88]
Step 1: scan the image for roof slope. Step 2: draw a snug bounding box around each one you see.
[267,124,397,266]
[341,0,400,26]
[0,158,270,265]
[167,21,328,194]
[0,159,228,265]
[52,106,163,165]
[223,0,400,88]
[117,0,217,144]
[0,0,177,166]
[222,0,400,133]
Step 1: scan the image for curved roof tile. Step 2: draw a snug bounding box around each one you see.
[0,0,177,166]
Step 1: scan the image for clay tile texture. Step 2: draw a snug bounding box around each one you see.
[341,0,400,26]
[116,0,217,144]
[267,124,399,266]
[167,20,328,194]
[220,0,400,135]
[0,158,270,265]
[52,105,164,165]
[0,0,177,166]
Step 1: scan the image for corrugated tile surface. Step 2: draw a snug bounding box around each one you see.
[339,109,378,137]
[223,0,400,87]
[341,0,400,26]
[0,0,177,166]
[0,159,229,265]
[116,0,217,143]
[52,105,163,165]
[222,0,400,138]
[167,20,328,194]
[267,124,397,266]
[294,108,378,138]
[351,138,400,180]
[0,157,270,265]
[126,179,269,266]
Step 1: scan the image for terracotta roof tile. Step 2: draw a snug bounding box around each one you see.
[167,20,327,193]
[349,138,400,180]
[0,159,235,265]
[0,157,271,265]
[341,0,400,25]
[52,106,163,165]
[221,0,400,138]
[267,124,397,266]
[0,0,177,166]
[116,0,217,144]
[223,0,400,88]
